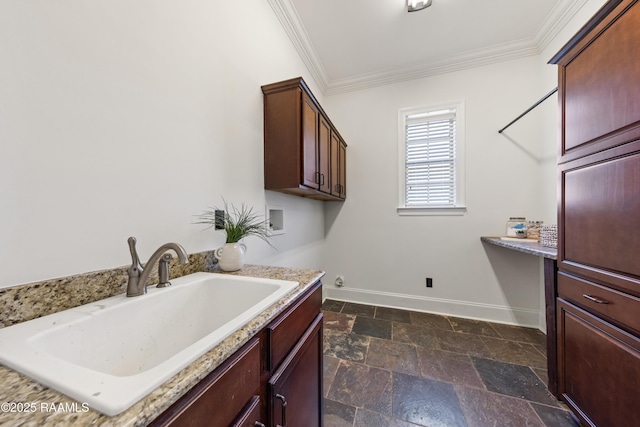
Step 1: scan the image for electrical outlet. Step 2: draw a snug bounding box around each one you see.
[426,277,433,288]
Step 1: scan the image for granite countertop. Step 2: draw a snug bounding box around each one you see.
[481,236,557,260]
[0,264,324,426]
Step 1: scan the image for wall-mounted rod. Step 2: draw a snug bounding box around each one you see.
[498,87,558,134]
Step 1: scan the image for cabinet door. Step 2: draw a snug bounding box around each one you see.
[556,0,640,163]
[338,139,346,198]
[330,131,340,197]
[318,116,331,193]
[330,133,347,199]
[302,92,319,190]
[268,314,323,427]
[560,150,640,296]
[557,299,640,427]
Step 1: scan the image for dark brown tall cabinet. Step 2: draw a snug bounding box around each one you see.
[550,1,640,426]
[262,77,347,201]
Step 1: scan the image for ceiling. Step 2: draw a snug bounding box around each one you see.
[268,0,588,94]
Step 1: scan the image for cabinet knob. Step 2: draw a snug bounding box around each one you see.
[275,393,288,427]
[254,423,266,427]
[582,294,609,304]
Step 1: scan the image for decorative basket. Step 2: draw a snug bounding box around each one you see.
[540,224,558,248]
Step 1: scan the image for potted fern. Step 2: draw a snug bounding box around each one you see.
[195,200,271,271]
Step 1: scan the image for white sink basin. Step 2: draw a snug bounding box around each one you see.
[0,272,298,416]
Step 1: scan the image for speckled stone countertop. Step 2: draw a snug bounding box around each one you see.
[0,261,324,426]
[481,236,557,260]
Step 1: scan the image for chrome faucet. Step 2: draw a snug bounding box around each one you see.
[126,236,189,297]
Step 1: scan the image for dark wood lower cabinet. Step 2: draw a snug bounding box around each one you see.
[268,314,323,427]
[557,299,640,426]
[150,338,262,427]
[150,281,323,427]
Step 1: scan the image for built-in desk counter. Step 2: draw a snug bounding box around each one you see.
[480,236,559,397]
[480,236,557,259]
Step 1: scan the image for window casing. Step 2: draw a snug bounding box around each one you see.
[398,101,466,215]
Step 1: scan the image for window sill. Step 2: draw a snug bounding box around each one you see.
[397,206,467,216]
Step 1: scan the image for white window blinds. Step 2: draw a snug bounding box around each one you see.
[405,109,457,207]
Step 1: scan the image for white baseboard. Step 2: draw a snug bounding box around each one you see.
[323,286,542,329]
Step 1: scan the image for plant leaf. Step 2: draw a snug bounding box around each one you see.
[194,198,273,247]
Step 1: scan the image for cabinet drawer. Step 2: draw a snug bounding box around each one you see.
[558,272,640,336]
[268,281,322,370]
[151,338,260,427]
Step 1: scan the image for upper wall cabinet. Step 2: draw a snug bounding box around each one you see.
[550,0,640,164]
[262,77,346,201]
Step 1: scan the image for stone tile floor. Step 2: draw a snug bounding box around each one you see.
[322,300,579,427]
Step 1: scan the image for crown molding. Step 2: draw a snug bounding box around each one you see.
[532,0,590,52]
[266,0,329,92]
[324,39,540,95]
[269,0,587,95]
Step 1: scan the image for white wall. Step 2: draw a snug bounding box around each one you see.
[320,0,609,328]
[0,0,325,288]
[321,57,547,326]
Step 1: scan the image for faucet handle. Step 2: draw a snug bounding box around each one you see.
[127,237,142,271]
[126,237,143,295]
[157,253,173,288]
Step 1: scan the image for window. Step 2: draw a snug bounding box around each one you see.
[398,101,465,215]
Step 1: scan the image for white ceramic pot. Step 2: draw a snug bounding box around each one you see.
[215,243,247,272]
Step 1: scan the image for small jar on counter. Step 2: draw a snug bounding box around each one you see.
[506,217,527,237]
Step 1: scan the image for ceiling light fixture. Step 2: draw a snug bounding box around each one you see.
[407,0,432,12]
